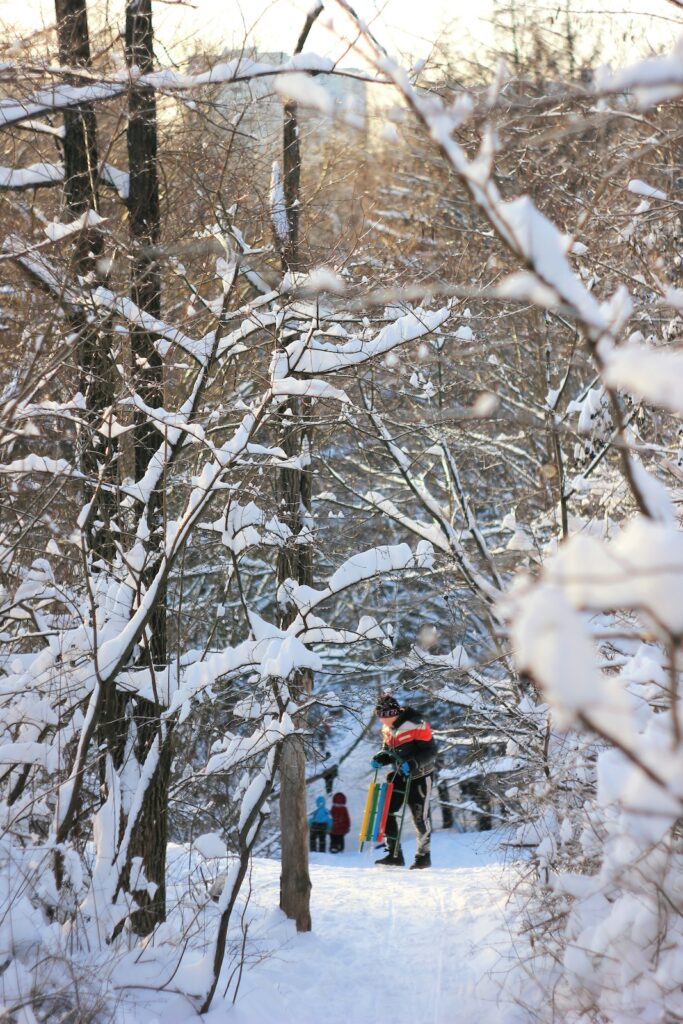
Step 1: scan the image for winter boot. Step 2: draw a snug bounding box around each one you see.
[409,852,431,870]
[375,847,405,867]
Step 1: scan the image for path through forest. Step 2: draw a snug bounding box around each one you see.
[211,831,524,1024]
[119,743,526,1024]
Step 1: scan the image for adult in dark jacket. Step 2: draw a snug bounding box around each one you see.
[329,792,351,852]
[370,692,438,869]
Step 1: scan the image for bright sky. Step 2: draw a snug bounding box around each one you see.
[6,0,482,60]
[3,0,680,69]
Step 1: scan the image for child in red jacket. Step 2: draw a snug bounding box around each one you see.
[329,792,351,853]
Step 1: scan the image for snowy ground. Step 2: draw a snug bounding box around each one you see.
[209,830,523,1024]
[113,738,525,1024]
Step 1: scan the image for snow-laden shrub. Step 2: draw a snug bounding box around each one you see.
[505,519,683,1022]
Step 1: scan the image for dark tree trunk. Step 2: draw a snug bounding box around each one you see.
[477,788,493,832]
[275,8,321,935]
[277,402,314,932]
[279,4,321,271]
[117,721,173,935]
[278,714,312,932]
[55,0,117,563]
[437,773,454,830]
[55,0,99,222]
[51,0,121,891]
[123,0,170,935]
[282,101,302,271]
[124,0,165,665]
[125,0,163,481]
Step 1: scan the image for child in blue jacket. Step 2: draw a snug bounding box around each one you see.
[308,795,332,852]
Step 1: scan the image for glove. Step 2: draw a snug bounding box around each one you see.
[370,758,383,769]
[399,760,411,777]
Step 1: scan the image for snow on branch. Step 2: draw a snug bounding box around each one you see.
[494,198,607,331]
[335,1,626,342]
[276,306,450,375]
[199,500,292,555]
[141,51,338,91]
[278,540,435,617]
[602,335,683,415]
[361,406,501,603]
[510,578,633,734]
[362,488,452,553]
[91,286,212,363]
[99,162,129,199]
[162,617,321,716]
[215,306,293,361]
[0,741,59,771]
[293,613,390,647]
[203,714,296,776]
[0,161,64,189]
[530,519,683,637]
[2,234,81,303]
[0,454,81,478]
[274,72,335,116]
[43,209,104,242]
[271,378,350,403]
[505,516,683,817]
[0,53,353,127]
[603,38,683,108]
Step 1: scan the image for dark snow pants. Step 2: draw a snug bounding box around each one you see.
[329,834,345,853]
[309,824,327,852]
[384,772,433,856]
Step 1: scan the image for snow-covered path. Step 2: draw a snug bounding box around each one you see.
[123,741,524,1024]
[205,831,521,1024]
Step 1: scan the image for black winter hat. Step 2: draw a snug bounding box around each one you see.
[375,692,401,717]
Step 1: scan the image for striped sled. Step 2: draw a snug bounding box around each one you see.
[358,777,395,852]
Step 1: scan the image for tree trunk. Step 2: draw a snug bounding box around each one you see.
[275,7,322,934]
[276,406,313,933]
[278,724,312,931]
[437,773,454,830]
[53,0,119,886]
[123,0,170,935]
[279,4,320,271]
[55,0,99,221]
[55,0,117,564]
[125,0,163,478]
[282,100,302,272]
[119,721,173,934]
